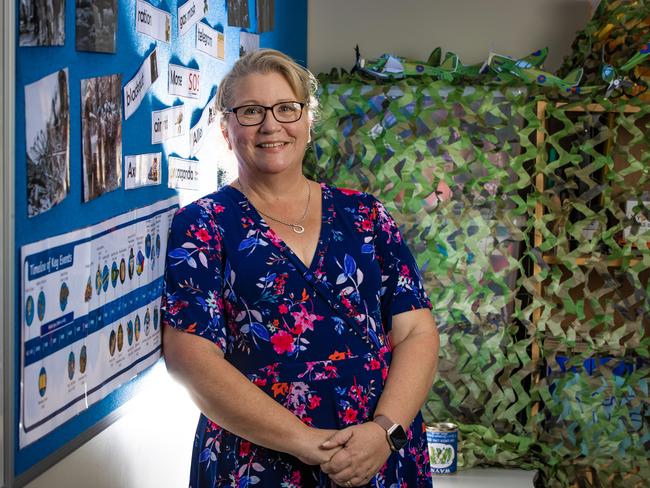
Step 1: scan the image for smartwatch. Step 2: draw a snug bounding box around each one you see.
[373,415,408,451]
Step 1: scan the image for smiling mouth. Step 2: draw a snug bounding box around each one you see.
[258,142,287,148]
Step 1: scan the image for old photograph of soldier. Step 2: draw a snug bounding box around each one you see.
[24,69,70,217]
[81,74,123,202]
[76,0,118,53]
[19,0,65,46]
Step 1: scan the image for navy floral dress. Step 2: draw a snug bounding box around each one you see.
[162,183,432,488]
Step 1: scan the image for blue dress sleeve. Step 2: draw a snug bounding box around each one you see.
[161,204,228,351]
[371,196,432,330]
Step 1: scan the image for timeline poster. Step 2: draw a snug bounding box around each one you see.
[20,197,179,447]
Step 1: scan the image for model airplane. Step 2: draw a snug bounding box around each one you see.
[352,45,459,81]
[440,52,485,78]
[349,44,647,98]
[485,49,584,92]
[601,42,649,96]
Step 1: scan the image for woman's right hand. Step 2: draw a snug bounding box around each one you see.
[293,427,352,465]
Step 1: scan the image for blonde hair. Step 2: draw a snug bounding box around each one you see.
[216,49,319,118]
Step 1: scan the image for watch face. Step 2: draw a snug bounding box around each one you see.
[389,424,408,451]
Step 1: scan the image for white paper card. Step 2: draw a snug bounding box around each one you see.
[124,48,160,120]
[168,64,200,99]
[152,105,187,144]
[189,94,219,156]
[125,153,162,189]
[168,157,200,190]
[196,22,224,60]
[136,0,171,43]
[178,0,208,37]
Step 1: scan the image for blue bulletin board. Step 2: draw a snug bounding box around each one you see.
[10,0,307,484]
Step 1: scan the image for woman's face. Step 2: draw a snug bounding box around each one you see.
[221,71,310,179]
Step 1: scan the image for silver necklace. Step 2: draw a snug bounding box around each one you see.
[237,178,311,234]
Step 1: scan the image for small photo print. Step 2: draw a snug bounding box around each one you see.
[150,49,159,83]
[239,31,259,58]
[19,0,65,46]
[76,0,118,53]
[24,69,70,217]
[81,74,123,202]
[256,0,274,33]
[227,0,250,28]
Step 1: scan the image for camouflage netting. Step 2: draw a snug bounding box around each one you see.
[525,97,650,487]
[557,0,649,86]
[304,73,649,486]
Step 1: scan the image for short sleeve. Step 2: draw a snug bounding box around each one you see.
[161,204,227,351]
[371,196,432,328]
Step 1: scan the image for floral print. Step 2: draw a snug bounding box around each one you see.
[162,184,432,487]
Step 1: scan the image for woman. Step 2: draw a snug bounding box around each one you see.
[162,49,439,488]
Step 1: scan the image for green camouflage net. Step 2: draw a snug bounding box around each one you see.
[304,74,649,487]
[557,0,649,86]
[526,97,650,487]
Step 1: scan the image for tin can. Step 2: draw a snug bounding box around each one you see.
[426,423,458,474]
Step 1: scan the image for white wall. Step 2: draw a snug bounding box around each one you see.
[24,363,199,488]
[308,0,593,75]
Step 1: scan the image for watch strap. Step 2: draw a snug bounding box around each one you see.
[373,414,395,432]
[373,415,405,451]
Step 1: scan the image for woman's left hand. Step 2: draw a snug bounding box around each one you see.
[319,421,391,486]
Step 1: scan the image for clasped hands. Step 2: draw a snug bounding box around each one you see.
[298,421,392,487]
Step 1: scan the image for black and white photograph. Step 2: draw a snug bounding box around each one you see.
[150,49,159,84]
[227,0,250,28]
[76,0,118,53]
[256,0,274,33]
[81,74,123,202]
[25,69,70,217]
[19,0,65,46]
[239,31,259,58]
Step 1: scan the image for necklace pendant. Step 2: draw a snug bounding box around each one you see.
[291,224,305,234]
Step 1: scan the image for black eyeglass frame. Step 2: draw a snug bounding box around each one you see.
[223,101,306,126]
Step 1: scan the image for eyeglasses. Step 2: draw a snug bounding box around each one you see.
[224,101,306,126]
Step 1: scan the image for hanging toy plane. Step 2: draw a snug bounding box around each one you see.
[484,48,585,92]
[601,42,649,97]
[352,45,459,81]
[350,43,648,98]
